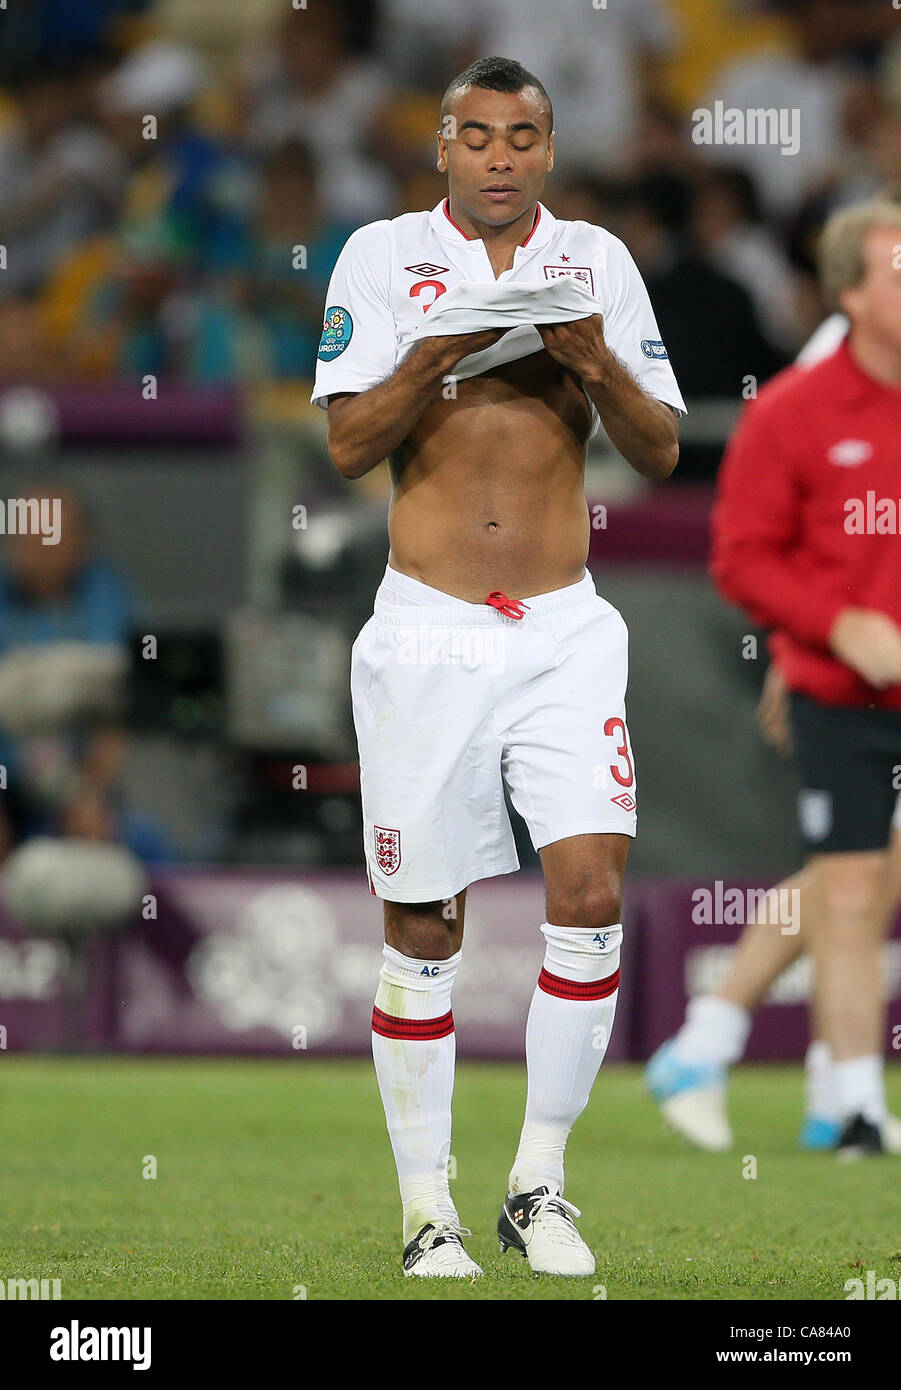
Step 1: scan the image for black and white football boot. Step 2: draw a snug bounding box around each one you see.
[836,1113,884,1162]
[402,1222,483,1278]
[498,1186,596,1276]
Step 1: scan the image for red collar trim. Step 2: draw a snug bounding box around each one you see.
[521,205,541,246]
[442,199,541,247]
[443,198,472,240]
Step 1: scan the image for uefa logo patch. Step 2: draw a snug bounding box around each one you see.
[318,306,353,361]
[641,340,668,360]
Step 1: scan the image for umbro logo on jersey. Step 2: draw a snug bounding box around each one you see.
[828,438,873,467]
[405,263,449,276]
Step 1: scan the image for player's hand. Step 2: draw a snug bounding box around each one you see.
[757,663,792,757]
[416,328,509,370]
[828,608,901,689]
[537,314,608,377]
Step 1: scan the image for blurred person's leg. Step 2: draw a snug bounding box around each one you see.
[648,694,901,1151]
[790,695,901,1156]
[808,849,890,1155]
[716,866,813,1011]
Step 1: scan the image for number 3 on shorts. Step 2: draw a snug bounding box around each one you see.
[604,716,634,788]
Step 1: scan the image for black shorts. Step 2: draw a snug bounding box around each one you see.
[789,693,901,853]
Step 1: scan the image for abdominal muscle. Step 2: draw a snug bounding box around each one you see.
[386,350,594,602]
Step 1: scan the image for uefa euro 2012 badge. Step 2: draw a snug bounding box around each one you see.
[318,306,353,361]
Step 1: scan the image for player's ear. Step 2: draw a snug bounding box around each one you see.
[436,130,448,173]
[546,132,555,173]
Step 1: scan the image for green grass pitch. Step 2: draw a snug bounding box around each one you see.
[4,1055,900,1301]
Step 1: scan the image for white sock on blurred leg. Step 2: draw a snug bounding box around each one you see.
[834,1054,886,1126]
[671,994,750,1068]
[804,1040,840,1120]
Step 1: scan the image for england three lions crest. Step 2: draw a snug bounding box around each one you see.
[543,265,595,295]
[374,825,401,875]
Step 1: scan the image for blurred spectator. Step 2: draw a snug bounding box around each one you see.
[213,140,355,382]
[99,39,251,268]
[0,485,172,863]
[375,0,479,87]
[615,173,788,475]
[0,0,149,80]
[692,167,803,351]
[628,96,705,179]
[697,0,898,219]
[242,5,393,224]
[0,65,124,299]
[475,0,681,169]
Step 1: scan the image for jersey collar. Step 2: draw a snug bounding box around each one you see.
[429,198,556,252]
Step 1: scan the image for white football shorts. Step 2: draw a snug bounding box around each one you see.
[351,565,637,902]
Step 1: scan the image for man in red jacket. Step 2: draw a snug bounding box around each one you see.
[649,197,901,1157]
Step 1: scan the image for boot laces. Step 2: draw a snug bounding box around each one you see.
[526,1191,584,1246]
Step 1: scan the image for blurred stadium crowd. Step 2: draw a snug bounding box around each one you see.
[0,0,899,913]
[1,0,900,395]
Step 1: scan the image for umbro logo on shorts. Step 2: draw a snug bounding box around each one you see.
[611,792,636,813]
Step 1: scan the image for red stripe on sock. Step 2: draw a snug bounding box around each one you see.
[371,1006,455,1040]
[537,967,620,1001]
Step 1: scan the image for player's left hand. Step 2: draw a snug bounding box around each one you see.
[537,314,609,378]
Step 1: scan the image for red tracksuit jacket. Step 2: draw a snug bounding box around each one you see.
[711,339,901,709]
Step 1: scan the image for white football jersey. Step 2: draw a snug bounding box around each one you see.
[311,199,687,436]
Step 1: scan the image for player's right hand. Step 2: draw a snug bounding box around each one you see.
[416,328,509,367]
[828,607,901,689]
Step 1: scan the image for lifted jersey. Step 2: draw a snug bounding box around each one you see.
[312,198,687,433]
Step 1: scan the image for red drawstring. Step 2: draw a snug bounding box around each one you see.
[485,591,530,620]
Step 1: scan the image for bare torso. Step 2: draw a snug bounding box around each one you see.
[387,348,593,601]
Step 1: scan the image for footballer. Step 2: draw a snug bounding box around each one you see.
[312,57,684,1277]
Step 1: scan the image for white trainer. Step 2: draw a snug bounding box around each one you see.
[882,1113,901,1154]
[661,1085,732,1152]
[498,1187,596,1276]
[402,1222,483,1278]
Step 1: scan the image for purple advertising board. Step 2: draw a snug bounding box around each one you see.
[0,869,630,1062]
[1,869,899,1063]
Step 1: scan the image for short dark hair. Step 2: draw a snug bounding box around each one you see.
[441,56,553,134]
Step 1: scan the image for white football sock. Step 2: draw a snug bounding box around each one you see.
[671,994,750,1068]
[371,943,460,1242]
[834,1054,886,1126]
[804,1040,840,1121]
[509,921,621,1197]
